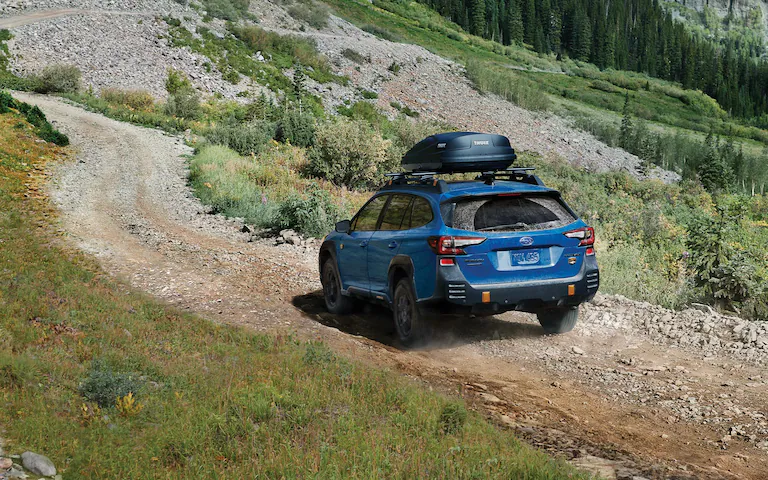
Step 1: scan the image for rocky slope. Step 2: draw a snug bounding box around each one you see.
[0,0,679,181]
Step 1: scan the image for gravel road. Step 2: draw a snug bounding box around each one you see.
[15,91,768,479]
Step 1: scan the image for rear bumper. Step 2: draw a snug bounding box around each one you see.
[428,256,599,314]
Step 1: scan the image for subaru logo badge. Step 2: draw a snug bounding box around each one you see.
[520,236,534,246]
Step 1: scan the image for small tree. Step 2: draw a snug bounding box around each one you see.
[165,68,192,95]
[292,67,306,114]
[686,198,755,311]
[277,110,315,147]
[619,92,633,151]
[164,69,200,119]
[699,130,733,194]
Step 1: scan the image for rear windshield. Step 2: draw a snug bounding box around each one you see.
[441,194,576,232]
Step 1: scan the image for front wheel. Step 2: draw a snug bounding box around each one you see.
[321,259,355,314]
[537,306,579,334]
[393,279,432,347]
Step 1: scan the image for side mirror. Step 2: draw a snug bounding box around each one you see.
[335,220,351,234]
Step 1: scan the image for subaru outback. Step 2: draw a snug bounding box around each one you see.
[318,133,599,345]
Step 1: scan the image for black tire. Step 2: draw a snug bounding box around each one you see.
[537,306,579,334]
[393,278,432,347]
[321,259,355,314]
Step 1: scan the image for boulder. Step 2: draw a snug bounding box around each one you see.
[21,451,56,477]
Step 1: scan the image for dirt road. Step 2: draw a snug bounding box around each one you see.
[0,9,151,29]
[18,92,768,479]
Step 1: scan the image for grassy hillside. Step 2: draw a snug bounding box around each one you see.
[0,99,587,478]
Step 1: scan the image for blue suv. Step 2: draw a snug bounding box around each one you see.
[318,133,599,345]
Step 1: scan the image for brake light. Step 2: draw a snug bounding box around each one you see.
[564,226,595,247]
[428,236,486,255]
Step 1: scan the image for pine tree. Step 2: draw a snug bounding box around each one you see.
[574,11,591,61]
[699,130,733,194]
[471,0,486,36]
[619,92,633,151]
[523,0,536,44]
[506,0,524,45]
[533,24,546,53]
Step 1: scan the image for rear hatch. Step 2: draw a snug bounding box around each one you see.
[440,193,588,285]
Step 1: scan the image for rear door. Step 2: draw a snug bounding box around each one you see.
[393,195,438,300]
[336,194,389,293]
[443,193,582,286]
[367,194,413,296]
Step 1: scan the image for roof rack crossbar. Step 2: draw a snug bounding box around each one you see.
[474,167,542,186]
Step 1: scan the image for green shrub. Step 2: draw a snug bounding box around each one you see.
[223,69,241,84]
[360,89,378,99]
[361,24,400,42]
[590,79,621,94]
[342,48,367,64]
[201,0,250,20]
[206,121,277,155]
[0,90,14,113]
[276,110,315,147]
[79,360,142,408]
[388,61,401,74]
[447,31,463,42]
[36,124,69,146]
[277,184,341,237]
[336,101,387,128]
[36,64,81,94]
[439,402,467,434]
[165,68,193,95]
[163,16,182,27]
[101,88,155,110]
[308,118,391,188]
[164,89,201,120]
[286,1,329,29]
[0,91,69,145]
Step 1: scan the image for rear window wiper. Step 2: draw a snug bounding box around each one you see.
[477,222,530,232]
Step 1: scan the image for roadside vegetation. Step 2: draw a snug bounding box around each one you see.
[0,104,586,478]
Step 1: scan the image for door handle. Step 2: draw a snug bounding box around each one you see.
[360,240,368,247]
[388,241,398,249]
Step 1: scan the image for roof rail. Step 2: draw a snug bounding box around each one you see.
[381,172,448,193]
[475,167,544,186]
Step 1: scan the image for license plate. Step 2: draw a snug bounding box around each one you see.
[497,249,542,269]
[510,250,541,265]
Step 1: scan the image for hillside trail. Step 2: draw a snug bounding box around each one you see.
[14,92,768,480]
[0,9,152,29]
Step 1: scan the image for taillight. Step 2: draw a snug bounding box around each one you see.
[564,227,595,247]
[428,236,486,255]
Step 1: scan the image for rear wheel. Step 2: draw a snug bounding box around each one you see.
[322,259,355,314]
[537,306,579,334]
[393,278,432,347]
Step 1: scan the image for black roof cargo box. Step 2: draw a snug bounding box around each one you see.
[402,132,517,174]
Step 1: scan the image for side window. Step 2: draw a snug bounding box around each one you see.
[408,196,434,229]
[353,195,388,232]
[379,195,413,231]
